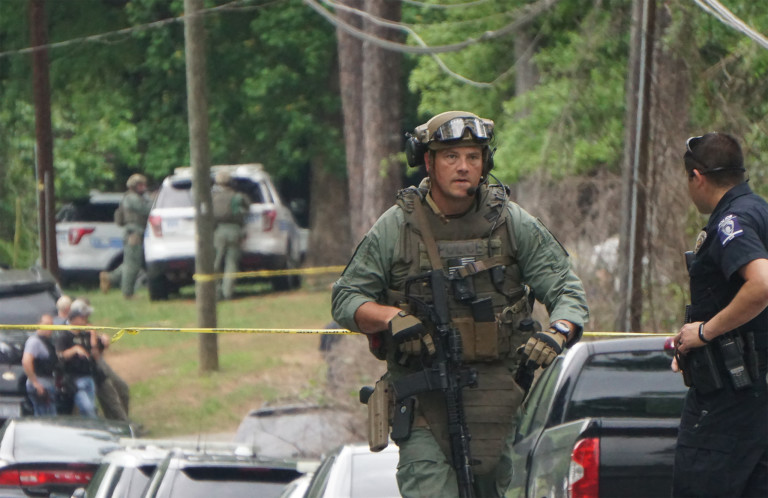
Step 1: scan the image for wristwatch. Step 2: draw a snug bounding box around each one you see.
[551,321,570,336]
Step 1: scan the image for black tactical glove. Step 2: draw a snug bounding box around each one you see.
[388,312,425,344]
[520,322,569,368]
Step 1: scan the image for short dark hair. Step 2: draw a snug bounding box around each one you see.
[684,132,745,186]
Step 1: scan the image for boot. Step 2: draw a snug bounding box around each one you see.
[99,271,111,293]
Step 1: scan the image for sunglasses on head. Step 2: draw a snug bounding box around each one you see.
[685,135,745,175]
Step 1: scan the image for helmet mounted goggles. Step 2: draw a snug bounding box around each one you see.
[432,116,492,143]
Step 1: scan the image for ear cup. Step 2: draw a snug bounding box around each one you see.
[405,134,428,168]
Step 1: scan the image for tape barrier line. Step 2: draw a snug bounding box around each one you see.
[0,323,667,345]
[0,324,353,343]
[193,265,346,283]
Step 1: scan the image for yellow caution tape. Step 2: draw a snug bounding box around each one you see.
[193,265,346,283]
[0,323,668,345]
[0,323,354,343]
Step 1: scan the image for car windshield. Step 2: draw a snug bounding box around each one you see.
[565,350,688,421]
[0,288,57,326]
[12,424,123,461]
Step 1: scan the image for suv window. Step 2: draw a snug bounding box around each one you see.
[565,350,687,421]
[156,178,264,208]
[155,183,195,209]
[57,200,119,222]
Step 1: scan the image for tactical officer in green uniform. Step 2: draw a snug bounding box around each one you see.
[100,174,152,298]
[212,170,249,300]
[332,111,589,497]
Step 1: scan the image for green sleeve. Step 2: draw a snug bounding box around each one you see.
[507,202,590,331]
[331,206,404,332]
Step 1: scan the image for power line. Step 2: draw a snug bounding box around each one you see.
[693,0,768,50]
[0,0,280,60]
[304,0,561,55]
[324,0,492,87]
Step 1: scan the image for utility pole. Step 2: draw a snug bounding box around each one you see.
[29,0,58,277]
[617,0,655,332]
[184,0,218,372]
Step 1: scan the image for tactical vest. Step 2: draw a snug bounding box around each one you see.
[385,184,536,364]
[33,335,57,378]
[385,183,536,475]
[212,188,245,225]
[122,192,150,231]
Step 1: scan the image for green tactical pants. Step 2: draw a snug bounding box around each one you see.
[95,359,130,422]
[396,428,507,498]
[214,223,243,300]
[108,231,144,297]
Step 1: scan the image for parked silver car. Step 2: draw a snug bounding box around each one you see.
[143,164,305,300]
[303,442,400,498]
[56,191,124,286]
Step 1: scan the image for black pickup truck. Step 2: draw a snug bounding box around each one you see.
[504,335,688,498]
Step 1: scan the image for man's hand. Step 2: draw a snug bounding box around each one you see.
[388,312,425,343]
[520,328,567,368]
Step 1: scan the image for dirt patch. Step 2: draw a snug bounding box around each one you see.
[104,348,165,385]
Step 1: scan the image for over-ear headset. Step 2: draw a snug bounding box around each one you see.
[405,133,427,168]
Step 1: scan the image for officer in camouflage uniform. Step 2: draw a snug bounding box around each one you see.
[100,174,152,298]
[212,170,249,300]
[332,111,589,497]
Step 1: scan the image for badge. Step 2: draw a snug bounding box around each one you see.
[694,230,707,254]
[717,214,743,246]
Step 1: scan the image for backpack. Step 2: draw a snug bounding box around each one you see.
[114,199,126,226]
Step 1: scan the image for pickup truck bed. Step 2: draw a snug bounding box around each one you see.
[505,336,688,498]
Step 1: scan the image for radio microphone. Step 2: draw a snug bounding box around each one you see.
[466,186,478,196]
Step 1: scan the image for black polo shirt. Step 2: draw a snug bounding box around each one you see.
[688,183,768,349]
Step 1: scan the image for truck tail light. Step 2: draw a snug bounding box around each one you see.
[569,437,599,498]
[68,227,95,245]
[0,466,93,486]
[149,214,163,237]
[263,209,277,231]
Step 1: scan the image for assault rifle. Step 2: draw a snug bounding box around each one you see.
[390,269,478,498]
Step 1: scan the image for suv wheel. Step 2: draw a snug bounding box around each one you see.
[272,249,301,292]
[148,273,170,301]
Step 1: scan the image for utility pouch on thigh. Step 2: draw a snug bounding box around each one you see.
[363,378,392,452]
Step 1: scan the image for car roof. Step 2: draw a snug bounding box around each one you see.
[169,163,267,182]
[87,191,125,203]
[5,415,134,436]
[0,416,134,463]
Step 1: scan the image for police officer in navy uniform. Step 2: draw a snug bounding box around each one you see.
[672,132,768,497]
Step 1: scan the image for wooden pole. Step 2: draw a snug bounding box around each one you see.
[184,0,218,372]
[29,0,58,276]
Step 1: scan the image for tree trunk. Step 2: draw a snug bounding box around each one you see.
[307,156,350,269]
[336,0,365,250]
[359,0,403,240]
[644,3,693,330]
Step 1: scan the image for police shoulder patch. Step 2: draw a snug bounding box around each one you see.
[717,214,744,246]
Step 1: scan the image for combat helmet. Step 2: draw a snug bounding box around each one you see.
[126,173,147,190]
[214,170,232,186]
[405,111,495,172]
